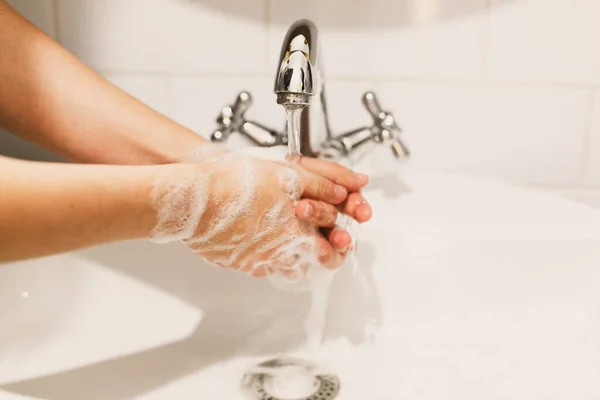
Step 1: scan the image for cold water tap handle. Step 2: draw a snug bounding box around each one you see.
[362,92,401,132]
[362,92,408,159]
[363,92,385,121]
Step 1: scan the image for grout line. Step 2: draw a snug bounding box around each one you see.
[349,76,600,90]
[525,182,600,191]
[579,91,596,185]
[479,0,492,81]
[96,70,600,90]
[99,70,275,79]
[50,0,61,42]
[526,183,585,190]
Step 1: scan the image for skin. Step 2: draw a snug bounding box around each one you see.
[0,1,372,267]
[0,155,167,262]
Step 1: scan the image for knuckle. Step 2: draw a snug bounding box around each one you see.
[326,208,338,225]
[311,204,322,221]
[318,180,334,199]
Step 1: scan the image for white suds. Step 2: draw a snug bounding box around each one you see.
[149,168,210,244]
[149,144,357,352]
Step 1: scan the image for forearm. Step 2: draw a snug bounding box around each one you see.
[0,156,174,262]
[0,1,206,165]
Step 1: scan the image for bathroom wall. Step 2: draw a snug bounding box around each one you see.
[3,0,600,207]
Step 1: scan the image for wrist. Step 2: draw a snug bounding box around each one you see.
[146,162,211,243]
[143,131,209,164]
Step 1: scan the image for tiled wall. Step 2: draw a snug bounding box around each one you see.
[3,0,600,206]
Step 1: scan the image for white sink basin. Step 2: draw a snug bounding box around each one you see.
[1,170,600,399]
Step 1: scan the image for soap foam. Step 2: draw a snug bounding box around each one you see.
[149,147,320,280]
[149,167,210,243]
[151,145,358,353]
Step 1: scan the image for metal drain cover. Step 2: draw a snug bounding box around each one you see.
[241,357,340,400]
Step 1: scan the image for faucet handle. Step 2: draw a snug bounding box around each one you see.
[231,91,252,122]
[363,92,402,132]
[362,92,408,158]
[363,92,385,121]
[211,91,252,142]
[211,91,285,147]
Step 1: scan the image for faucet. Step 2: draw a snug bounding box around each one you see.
[273,19,330,158]
[210,19,409,163]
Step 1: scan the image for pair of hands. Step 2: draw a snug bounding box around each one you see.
[150,145,372,278]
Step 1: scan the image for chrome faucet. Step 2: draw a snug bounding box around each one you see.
[210,19,409,163]
[273,19,331,157]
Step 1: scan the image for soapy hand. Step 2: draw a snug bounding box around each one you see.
[293,156,372,250]
[149,145,370,278]
[235,146,372,252]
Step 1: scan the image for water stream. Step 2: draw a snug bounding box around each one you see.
[285,106,304,162]
[242,105,363,398]
[283,105,337,351]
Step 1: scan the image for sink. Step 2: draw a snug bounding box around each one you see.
[1,169,600,399]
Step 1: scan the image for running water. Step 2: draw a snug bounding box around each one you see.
[240,106,365,398]
[303,267,336,349]
[285,106,304,162]
[282,104,350,351]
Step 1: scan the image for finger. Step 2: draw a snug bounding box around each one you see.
[252,266,267,278]
[315,235,345,269]
[295,199,339,227]
[343,192,373,223]
[298,169,347,204]
[298,157,369,191]
[326,227,353,252]
[318,226,351,251]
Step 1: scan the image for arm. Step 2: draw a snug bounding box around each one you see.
[0,1,372,260]
[0,154,348,274]
[0,1,372,221]
[0,1,205,165]
[0,155,176,262]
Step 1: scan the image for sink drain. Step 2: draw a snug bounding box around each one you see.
[241,357,340,400]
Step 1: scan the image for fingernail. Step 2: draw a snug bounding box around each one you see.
[335,185,346,199]
[303,203,313,218]
[358,203,372,220]
[356,173,369,186]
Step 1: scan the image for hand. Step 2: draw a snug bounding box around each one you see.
[221,145,373,252]
[149,148,360,278]
[293,156,372,251]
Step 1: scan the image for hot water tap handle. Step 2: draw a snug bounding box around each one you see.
[210,91,252,142]
[211,91,284,146]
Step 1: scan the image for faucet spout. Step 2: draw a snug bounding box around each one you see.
[273,19,330,157]
[274,19,318,106]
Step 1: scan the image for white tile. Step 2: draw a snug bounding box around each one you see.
[584,92,600,185]
[169,77,382,151]
[324,80,383,135]
[56,0,266,73]
[103,75,169,115]
[168,76,282,149]
[6,0,55,38]
[378,83,589,185]
[487,0,600,84]
[268,0,487,79]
